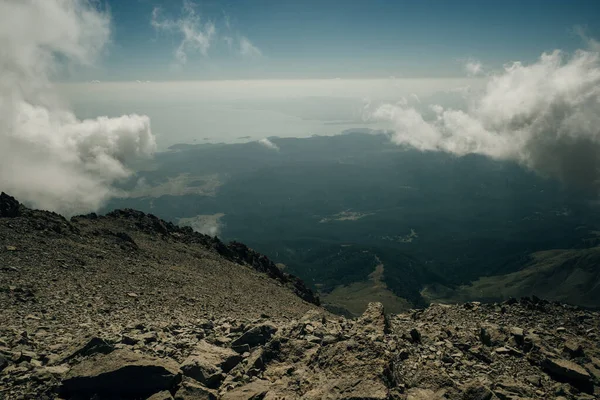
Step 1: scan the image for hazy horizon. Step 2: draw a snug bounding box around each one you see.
[58,78,480,149]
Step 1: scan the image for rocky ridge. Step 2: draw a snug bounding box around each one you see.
[1,193,600,399]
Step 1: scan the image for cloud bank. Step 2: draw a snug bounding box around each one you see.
[373,48,600,189]
[0,0,156,216]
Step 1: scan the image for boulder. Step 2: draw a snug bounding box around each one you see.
[509,327,524,346]
[174,379,217,400]
[60,349,181,399]
[563,340,584,358]
[230,324,277,349]
[180,341,242,388]
[244,348,266,375]
[354,302,390,335]
[541,357,593,393]
[462,384,494,400]
[479,324,505,347]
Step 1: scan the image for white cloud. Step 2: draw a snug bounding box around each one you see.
[239,36,262,57]
[151,2,262,62]
[151,0,216,66]
[0,0,156,216]
[465,59,484,76]
[258,138,279,151]
[179,213,224,237]
[429,104,444,114]
[372,48,600,189]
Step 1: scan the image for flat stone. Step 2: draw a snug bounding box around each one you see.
[60,349,181,398]
[494,346,523,357]
[541,357,593,393]
[61,336,114,363]
[221,379,271,400]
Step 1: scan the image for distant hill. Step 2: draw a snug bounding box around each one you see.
[106,132,600,313]
[423,245,600,308]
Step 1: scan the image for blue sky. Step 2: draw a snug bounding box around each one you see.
[78,0,600,81]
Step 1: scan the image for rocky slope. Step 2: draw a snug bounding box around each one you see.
[1,193,600,399]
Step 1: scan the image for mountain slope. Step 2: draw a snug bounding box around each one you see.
[0,192,319,322]
[2,193,600,399]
